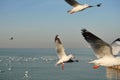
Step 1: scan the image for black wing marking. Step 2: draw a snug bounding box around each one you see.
[65,0,80,7]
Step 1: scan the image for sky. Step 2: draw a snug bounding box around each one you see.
[0,0,120,48]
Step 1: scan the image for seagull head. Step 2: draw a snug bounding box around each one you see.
[116,38,120,41]
[96,3,102,7]
[113,38,120,45]
[55,35,62,44]
[112,38,120,46]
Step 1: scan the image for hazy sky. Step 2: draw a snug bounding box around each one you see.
[0,0,120,48]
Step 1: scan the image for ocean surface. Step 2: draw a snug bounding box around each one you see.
[0,48,120,80]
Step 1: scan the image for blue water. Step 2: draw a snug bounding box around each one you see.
[0,48,120,80]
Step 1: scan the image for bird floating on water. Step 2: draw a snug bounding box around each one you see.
[65,0,102,14]
[54,35,79,70]
[81,29,120,69]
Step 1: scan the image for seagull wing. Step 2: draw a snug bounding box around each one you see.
[81,29,113,58]
[111,38,120,55]
[65,0,81,7]
[55,35,67,59]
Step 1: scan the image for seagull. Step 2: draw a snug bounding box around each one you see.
[9,37,13,40]
[55,35,79,70]
[65,0,102,14]
[81,29,120,69]
[111,38,120,56]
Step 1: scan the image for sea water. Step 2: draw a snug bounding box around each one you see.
[0,48,120,80]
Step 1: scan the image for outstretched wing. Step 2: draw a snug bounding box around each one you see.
[55,35,67,59]
[111,38,120,55]
[81,29,113,58]
[65,0,80,7]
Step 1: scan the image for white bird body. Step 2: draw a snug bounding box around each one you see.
[89,56,120,67]
[65,0,101,14]
[81,29,120,68]
[68,4,89,14]
[56,54,74,65]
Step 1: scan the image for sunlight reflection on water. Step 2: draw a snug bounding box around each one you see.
[0,48,119,80]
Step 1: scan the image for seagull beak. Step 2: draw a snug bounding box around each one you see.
[93,65,100,69]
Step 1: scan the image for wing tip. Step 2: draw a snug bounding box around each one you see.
[55,34,59,41]
[81,28,88,33]
[55,35,62,44]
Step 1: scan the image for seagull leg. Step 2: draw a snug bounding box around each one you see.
[61,63,64,70]
[93,65,100,69]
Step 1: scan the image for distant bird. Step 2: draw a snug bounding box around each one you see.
[9,37,13,40]
[65,0,102,14]
[55,35,78,70]
[81,29,120,69]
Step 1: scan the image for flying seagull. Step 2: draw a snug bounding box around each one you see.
[65,0,102,14]
[9,37,13,40]
[81,29,120,69]
[55,35,78,70]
